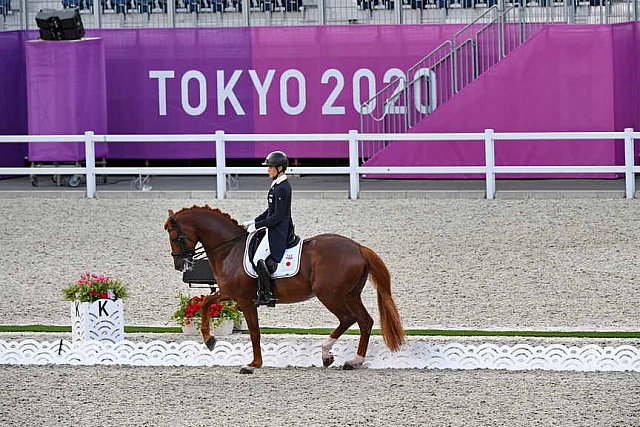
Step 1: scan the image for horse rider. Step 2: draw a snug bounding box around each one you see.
[243,151,294,307]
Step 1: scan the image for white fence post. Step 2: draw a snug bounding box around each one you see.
[484,128,496,200]
[20,0,27,29]
[215,130,226,200]
[348,130,360,200]
[168,0,176,27]
[84,131,96,199]
[624,127,635,199]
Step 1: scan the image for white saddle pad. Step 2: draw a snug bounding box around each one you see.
[243,228,303,279]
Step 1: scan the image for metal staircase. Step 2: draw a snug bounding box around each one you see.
[359,4,546,161]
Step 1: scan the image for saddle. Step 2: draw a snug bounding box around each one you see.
[243,227,302,279]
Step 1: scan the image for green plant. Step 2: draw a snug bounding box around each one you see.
[172,293,243,328]
[62,272,129,303]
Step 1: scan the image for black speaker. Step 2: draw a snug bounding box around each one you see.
[35,9,85,41]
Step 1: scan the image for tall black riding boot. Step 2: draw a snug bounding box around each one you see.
[256,259,276,307]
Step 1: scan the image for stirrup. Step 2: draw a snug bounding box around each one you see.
[265,294,276,307]
[255,292,277,308]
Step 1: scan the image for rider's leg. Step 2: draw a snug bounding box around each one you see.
[256,256,277,307]
[265,256,278,274]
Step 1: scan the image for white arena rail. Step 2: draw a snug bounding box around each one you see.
[0,129,638,200]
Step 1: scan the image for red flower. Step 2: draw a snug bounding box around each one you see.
[209,303,222,317]
[100,292,108,299]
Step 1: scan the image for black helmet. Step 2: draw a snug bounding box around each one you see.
[262,151,288,169]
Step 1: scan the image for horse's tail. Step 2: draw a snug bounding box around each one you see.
[360,245,405,352]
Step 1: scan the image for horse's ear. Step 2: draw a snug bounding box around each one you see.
[164,209,176,230]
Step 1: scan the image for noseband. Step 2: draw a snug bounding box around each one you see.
[167,213,247,271]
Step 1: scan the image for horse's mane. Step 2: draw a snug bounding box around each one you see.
[164,205,245,230]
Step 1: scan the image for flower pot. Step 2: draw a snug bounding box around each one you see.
[182,322,199,336]
[212,319,234,336]
[181,319,234,336]
[234,317,248,332]
[71,299,124,343]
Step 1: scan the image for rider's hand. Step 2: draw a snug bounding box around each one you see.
[242,220,254,227]
[247,224,256,233]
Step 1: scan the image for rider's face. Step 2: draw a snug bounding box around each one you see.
[267,165,277,178]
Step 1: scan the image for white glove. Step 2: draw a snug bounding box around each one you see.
[242,220,254,227]
[242,220,256,233]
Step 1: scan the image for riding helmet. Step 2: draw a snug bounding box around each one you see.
[262,151,289,169]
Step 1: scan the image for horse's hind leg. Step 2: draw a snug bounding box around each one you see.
[337,269,373,370]
[342,290,374,370]
[315,296,357,368]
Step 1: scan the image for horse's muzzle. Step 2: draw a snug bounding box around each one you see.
[173,257,191,272]
[175,256,195,272]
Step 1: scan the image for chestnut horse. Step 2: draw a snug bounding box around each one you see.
[165,205,405,374]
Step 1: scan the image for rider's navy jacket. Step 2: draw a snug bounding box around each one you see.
[254,175,293,263]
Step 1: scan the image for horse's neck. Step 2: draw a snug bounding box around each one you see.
[197,213,241,246]
[195,212,245,273]
[203,234,246,289]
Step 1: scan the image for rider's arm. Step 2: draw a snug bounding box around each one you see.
[255,186,290,229]
[254,209,268,223]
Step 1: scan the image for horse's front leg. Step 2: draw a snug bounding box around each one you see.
[239,303,262,374]
[201,292,227,350]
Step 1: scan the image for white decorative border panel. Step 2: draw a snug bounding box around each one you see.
[0,340,639,372]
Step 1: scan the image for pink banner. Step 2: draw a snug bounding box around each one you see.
[26,37,108,161]
[3,23,639,170]
[364,24,640,178]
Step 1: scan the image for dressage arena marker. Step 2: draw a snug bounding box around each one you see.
[1,340,639,372]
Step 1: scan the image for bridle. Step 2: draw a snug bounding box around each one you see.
[167,213,202,271]
[167,213,247,271]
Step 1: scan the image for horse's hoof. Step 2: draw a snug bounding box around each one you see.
[322,355,334,368]
[239,366,255,374]
[342,363,355,370]
[205,337,217,351]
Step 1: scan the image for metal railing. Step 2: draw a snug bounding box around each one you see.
[0,0,638,30]
[0,129,638,199]
[359,4,547,161]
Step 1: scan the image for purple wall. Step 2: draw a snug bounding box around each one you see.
[88,25,462,159]
[26,38,108,161]
[612,22,640,163]
[1,23,639,168]
[365,24,640,178]
[95,28,255,159]
[248,25,462,158]
[0,31,28,169]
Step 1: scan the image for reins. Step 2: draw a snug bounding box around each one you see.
[168,213,247,268]
[206,232,248,256]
